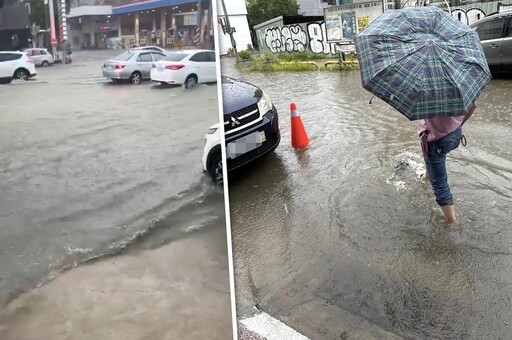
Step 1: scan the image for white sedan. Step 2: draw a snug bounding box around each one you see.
[23,48,54,67]
[150,49,217,88]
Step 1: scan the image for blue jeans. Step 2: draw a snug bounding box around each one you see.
[424,126,462,206]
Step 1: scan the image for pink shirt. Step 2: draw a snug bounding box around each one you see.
[418,116,464,142]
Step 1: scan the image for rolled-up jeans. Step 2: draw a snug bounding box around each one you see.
[423,126,462,206]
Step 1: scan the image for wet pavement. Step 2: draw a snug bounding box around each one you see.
[222,57,512,339]
[0,50,232,337]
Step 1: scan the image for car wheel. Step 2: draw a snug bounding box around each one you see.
[41,60,49,67]
[208,150,223,185]
[13,68,29,81]
[184,75,197,89]
[130,72,142,84]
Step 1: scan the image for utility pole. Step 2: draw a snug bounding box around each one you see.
[47,0,57,58]
[197,0,203,47]
[220,0,237,55]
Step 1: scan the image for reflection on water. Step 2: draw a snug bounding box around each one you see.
[223,58,512,338]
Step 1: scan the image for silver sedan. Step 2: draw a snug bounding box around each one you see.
[102,50,166,84]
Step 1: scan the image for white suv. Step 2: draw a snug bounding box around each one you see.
[0,51,37,84]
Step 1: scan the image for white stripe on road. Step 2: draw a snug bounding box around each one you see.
[240,312,310,340]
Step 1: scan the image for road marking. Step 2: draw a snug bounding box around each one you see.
[240,312,310,340]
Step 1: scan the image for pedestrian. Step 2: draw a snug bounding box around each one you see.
[419,102,477,223]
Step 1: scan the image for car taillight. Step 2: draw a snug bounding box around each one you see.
[115,64,125,69]
[165,64,185,70]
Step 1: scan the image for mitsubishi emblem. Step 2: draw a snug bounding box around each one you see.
[230,116,241,128]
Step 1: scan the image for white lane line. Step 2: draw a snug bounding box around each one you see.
[240,312,310,340]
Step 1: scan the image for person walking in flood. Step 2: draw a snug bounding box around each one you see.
[419,102,477,223]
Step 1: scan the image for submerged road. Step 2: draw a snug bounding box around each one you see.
[223,57,512,339]
[0,50,232,339]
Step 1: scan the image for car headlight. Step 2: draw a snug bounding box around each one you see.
[207,127,218,134]
[257,91,273,115]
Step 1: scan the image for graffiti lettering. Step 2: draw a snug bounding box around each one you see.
[307,22,336,54]
[451,8,485,25]
[264,22,336,55]
[265,24,307,53]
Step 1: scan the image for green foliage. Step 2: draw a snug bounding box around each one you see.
[261,53,277,63]
[26,0,72,28]
[238,50,252,60]
[325,63,360,71]
[238,57,317,72]
[343,52,358,61]
[247,0,300,29]
[276,52,326,62]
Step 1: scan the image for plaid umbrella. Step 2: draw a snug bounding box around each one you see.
[355,6,491,121]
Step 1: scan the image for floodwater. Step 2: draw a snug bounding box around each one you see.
[0,51,226,308]
[222,58,512,339]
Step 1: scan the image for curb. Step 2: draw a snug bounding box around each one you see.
[239,312,310,340]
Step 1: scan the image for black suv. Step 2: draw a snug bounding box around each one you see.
[222,76,280,172]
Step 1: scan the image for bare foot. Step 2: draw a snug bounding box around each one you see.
[420,173,429,181]
[441,204,456,223]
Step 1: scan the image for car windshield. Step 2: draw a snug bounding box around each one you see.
[114,51,134,61]
[162,53,188,61]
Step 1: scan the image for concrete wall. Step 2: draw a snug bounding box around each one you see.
[254,17,337,55]
[216,0,252,55]
[449,0,512,25]
[254,0,512,55]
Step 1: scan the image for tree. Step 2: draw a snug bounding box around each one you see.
[24,0,46,27]
[247,0,300,30]
[22,0,71,28]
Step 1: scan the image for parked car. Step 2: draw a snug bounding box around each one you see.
[150,49,217,88]
[132,46,168,54]
[202,76,281,183]
[0,51,37,84]
[469,10,512,76]
[23,48,54,67]
[102,49,166,84]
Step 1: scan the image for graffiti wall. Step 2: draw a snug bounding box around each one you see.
[450,0,512,25]
[254,0,512,55]
[256,19,337,55]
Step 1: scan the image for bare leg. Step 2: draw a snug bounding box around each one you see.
[441,204,456,223]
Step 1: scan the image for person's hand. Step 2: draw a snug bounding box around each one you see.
[462,101,477,126]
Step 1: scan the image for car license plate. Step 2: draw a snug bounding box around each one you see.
[227,131,266,159]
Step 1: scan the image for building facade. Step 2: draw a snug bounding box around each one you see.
[254,0,512,55]
[66,0,213,50]
[216,0,251,55]
[297,0,332,15]
[0,0,32,50]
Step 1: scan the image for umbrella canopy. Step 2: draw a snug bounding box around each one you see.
[355,6,491,121]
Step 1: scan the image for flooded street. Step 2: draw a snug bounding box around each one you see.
[222,58,512,339]
[0,50,231,339]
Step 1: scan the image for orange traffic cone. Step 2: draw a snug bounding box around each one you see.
[290,103,309,149]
